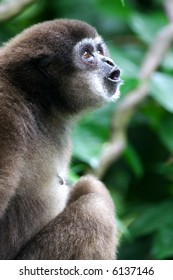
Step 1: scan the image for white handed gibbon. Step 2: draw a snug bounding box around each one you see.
[0,19,121,259]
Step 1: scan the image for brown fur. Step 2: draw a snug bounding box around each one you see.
[0,19,120,259]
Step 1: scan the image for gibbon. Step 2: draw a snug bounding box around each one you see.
[0,19,121,259]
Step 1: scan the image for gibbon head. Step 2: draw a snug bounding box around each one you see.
[1,19,121,114]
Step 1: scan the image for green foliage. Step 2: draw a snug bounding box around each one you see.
[159,116,173,152]
[129,12,168,44]
[151,73,173,113]
[72,104,114,168]
[125,201,173,259]
[1,0,173,260]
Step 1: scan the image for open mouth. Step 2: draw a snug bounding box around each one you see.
[106,67,121,84]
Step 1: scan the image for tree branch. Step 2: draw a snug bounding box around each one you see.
[0,0,36,22]
[139,23,173,79]
[164,0,173,22]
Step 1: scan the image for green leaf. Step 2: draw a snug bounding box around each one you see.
[72,126,103,168]
[152,223,173,259]
[109,46,139,78]
[159,115,173,152]
[98,0,130,18]
[72,105,114,168]
[154,162,173,179]
[162,49,173,72]
[123,144,143,177]
[150,73,173,113]
[129,12,168,44]
[121,0,125,7]
[129,200,173,238]
[120,78,139,97]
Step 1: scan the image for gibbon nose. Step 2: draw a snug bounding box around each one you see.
[101,56,121,82]
[101,56,121,79]
[101,56,115,68]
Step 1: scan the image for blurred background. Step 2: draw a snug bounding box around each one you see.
[0,0,173,260]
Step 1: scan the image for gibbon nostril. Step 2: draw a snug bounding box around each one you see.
[105,59,115,67]
[101,56,115,67]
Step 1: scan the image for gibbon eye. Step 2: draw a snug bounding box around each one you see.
[97,48,104,55]
[83,50,93,59]
[82,48,96,66]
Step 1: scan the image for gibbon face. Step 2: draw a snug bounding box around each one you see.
[2,19,121,114]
